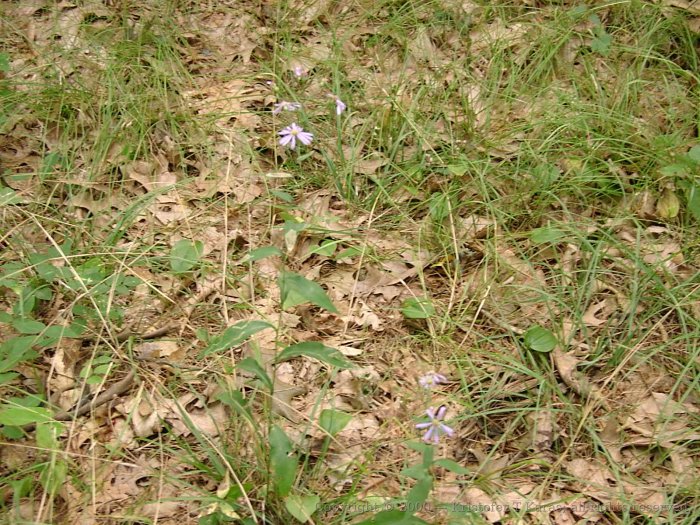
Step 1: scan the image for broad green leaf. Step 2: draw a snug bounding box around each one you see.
[12,318,45,334]
[279,272,338,313]
[656,188,680,219]
[0,405,52,426]
[530,227,566,244]
[36,421,63,449]
[0,336,39,373]
[591,32,612,55]
[284,494,320,522]
[40,458,67,494]
[355,510,430,525]
[270,189,294,202]
[433,458,471,475]
[269,425,297,498]
[217,390,255,427]
[43,323,84,340]
[2,426,23,439]
[170,239,204,273]
[200,320,273,357]
[659,163,687,177]
[236,357,273,391]
[276,342,354,369]
[309,239,337,257]
[319,409,352,435]
[0,187,22,206]
[446,163,468,176]
[523,326,557,353]
[400,297,434,319]
[336,246,361,259]
[241,246,283,263]
[405,476,432,510]
[400,464,429,480]
[687,145,700,163]
[0,372,19,385]
[686,184,700,221]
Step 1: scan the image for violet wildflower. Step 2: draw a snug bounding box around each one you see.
[418,372,447,390]
[292,65,305,78]
[278,123,313,150]
[416,406,454,444]
[328,94,347,115]
[272,101,301,115]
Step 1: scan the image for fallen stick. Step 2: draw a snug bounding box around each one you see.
[22,369,138,432]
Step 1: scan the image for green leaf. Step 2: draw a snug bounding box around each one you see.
[12,318,46,334]
[284,494,320,522]
[241,246,283,263]
[355,510,430,525]
[446,163,469,176]
[200,320,273,357]
[591,32,612,55]
[0,336,39,373]
[43,323,84,340]
[279,272,338,313]
[687,145,700,163]
[170,239,204,273]
[685,184,700,221]
[659,163,688,177]
[400,464,429,480]
[276,342,354,369]
[319,409,352,435]
[0,405,52,426]
[0,52,9,73]
[656,188,680,219]
[336,246,361,259]
[405,476,432,511]
[309,239,338,257]
[0,372,19,385]
[40,458,67,494]
[36,421,63,449]
[237,357,273,391]
[0,187,22,206]
[217,390,256,427]
[530,227,566,244]
[433,458,471,475]
[400,297,435,319]
[523,326,558,353]
[269,425,298,498]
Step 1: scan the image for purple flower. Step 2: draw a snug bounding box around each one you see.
[292,65,306,78]
[328,94,347,115]
[418,372,447,390]
[416,406,454,444]
[278,123,313,150]
[272,101,301,115]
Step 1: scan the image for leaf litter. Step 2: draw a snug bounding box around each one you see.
[1,0,699,523]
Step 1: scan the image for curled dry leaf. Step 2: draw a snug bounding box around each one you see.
[582,298,612,327]
[565,458,616,502]
[528,410,559,452]
[553,348,606,405]
[463,487,505,523]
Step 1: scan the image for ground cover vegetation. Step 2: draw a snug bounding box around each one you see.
[0,0,699,523]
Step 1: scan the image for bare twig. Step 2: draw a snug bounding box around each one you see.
[22,369,138,432]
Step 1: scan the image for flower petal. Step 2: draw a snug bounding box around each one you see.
[440,424,454,436]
